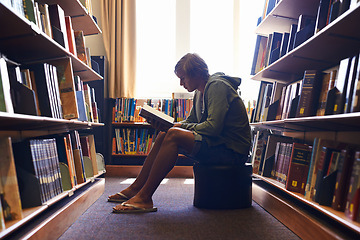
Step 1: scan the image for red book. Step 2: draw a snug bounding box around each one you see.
[345,152,360,221]
[286,143,312,194]
[332,148,356,211]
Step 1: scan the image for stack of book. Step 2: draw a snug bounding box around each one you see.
[251,131,360,222]
[112,96,193,123]
[251,0,355,76]
[252,52,360,123]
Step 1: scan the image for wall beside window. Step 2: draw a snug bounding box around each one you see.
[135,0,263,104]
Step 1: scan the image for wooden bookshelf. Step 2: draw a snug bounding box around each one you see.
[37,0,102,36]
[250,0,360,239]
[253,175,360,235]
[1,177,105,239]
[0,3,102,81]
[0,0,105,238]
[253,0,360,83]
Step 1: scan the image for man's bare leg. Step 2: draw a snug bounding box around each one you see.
[113,127,195,211]
[108,131,166,200]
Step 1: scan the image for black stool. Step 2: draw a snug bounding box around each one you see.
[193,163,252,209]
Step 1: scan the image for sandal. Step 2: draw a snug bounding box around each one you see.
[112,202,157,213]
[107,192,130,203]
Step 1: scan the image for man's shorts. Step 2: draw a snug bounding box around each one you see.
[180,132,248,165]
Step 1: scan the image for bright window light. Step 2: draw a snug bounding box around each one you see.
[135,0,264,104]
[120,178,169,185]
[184,179,194,184]
[120,178,136,184]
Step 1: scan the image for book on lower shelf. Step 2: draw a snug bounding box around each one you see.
[344,151,360,222]
[12,137,63,208]
[285,142,312,195]
[0,137,23,222]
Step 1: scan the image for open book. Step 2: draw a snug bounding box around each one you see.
[139,104,174,130]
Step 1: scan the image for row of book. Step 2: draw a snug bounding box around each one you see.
[0,54,100,122]
[13,138,63,205]
[0,131,103,227]
[113,128,158,155]
[2,1,92,67]
[113,97,193,123]
[252,131,360,222]
[253,52,360,122]
[259,0,280,23]
[251,0,357,75]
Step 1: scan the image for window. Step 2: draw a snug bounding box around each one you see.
[135,0,263,104]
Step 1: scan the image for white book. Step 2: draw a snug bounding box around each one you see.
[139,104,174,130]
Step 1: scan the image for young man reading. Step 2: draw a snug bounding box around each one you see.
[108,53,251,213]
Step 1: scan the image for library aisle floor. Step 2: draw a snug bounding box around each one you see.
[58,177,301,240]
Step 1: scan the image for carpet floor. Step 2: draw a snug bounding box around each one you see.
[58,177,301,240]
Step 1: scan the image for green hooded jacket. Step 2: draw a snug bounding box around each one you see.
[180,72,251,155]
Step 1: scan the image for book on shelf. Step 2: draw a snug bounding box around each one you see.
[23,0,36,25]
[312,142,347,205]
[113,126,158,155]
[48,4,69,50]
[286,24,298,53]
[277,142,294,184]
[279,32,290,58]
[0,137,23,222]
[0,57,14,113]
[334,55,356,114]
[329,0,341,23]
[75,89,88,121]
[65,16,77,56]
[90,88,99,122]
[7,64,38,116]
[268,32,283,65]
[69,130,86,184]
[293,15,316,49]
[350,52,360,112]
[344,151,360,222]
[38,3,53,38]
[28,63,63,119]
[317,70,337,116]
[259,83,273,122]
[79,0,93,16]
[296,70,323,118]
[251,130,268,175]
[139,103,174,131]
[74,30,88,65]
[253,81,268,122]
[87,134,99,175]
[13,138,63,208]
[314,0,332,34]
[285,142,312,195]
[345,53,360,113]
[83,84,94,122]
[288,82,301,118]
[332,147,356,211]
[266,99,279,121]
[51,58,79,120]
[275,85,287,120]
[55,134,77,190]
[261,134,292,178]
[251,35,268,75]
[80,134,98,176]
[0,196,4,231]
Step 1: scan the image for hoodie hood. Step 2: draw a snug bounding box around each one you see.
[209,72,241,90]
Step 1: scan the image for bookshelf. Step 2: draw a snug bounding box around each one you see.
[250,0,360,239]
[106,98,194,177]
[0,1,105,239]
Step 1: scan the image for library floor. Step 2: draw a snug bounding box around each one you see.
[58,177,301,240]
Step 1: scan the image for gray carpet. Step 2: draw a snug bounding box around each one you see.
[58,177,301,240]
